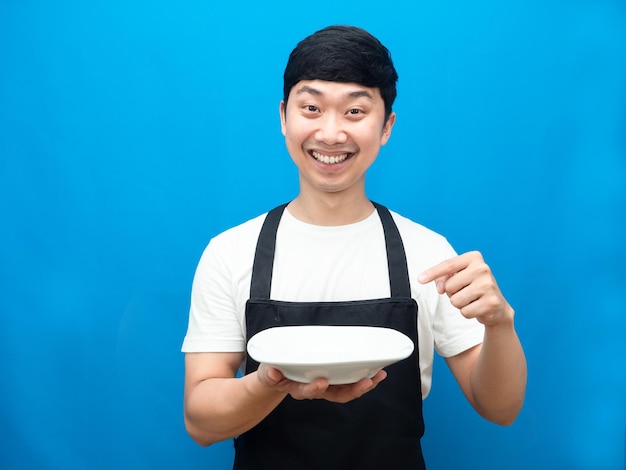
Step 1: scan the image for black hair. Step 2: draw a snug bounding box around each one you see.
[283,25,398,120]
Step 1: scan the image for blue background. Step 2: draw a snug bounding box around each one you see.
[1,1,625,468]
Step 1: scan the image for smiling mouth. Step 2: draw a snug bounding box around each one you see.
[310,150,351,165]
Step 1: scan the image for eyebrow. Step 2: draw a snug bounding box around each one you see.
[295,85,374,100]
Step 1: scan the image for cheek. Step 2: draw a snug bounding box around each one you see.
[284,127,303,154]
[284,121,309,145]
[357,124,386,146]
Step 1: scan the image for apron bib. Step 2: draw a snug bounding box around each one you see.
[233,203,426,470]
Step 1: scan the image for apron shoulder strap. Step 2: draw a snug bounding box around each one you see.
[249,202,412,299]
[249,203,288,299]
[371,202,412,298]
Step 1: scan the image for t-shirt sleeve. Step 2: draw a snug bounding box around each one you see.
[181,236,246,353]
[432,297,484,357]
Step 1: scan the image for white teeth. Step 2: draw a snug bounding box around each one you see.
[312,151,349,164]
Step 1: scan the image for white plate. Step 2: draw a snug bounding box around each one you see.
[247,325,414,385]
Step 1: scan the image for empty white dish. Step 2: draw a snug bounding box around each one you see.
[247,325,414,385]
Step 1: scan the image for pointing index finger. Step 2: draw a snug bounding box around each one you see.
[418,255,469,284]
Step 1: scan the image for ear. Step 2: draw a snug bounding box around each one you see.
[279,100,287,136]
[380,111,396,146]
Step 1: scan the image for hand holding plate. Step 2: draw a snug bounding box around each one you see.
[257,364,387,403]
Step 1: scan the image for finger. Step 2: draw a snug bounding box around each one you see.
[424,270,456,295]
[362,369,387,392]
[353,370,385,394]
[306,378,330,396]
[418,251,482,285]
[343,370,386,399]
[312,370,385,404]
[442,268,474,297]
[448,284,481,311]
[418,257,467,285]
[435,275,451,294]
[370,369,387,384]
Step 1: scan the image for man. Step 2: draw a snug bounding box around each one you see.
[182,25,527,469]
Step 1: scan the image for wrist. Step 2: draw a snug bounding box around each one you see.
[484,305,515,332]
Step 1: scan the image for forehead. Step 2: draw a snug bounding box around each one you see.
[288,80,382,102]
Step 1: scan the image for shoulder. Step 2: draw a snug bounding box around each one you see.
[197,211,268,277]
[389,210,446,242]
[388,210,456,265]
[210,211,267,248]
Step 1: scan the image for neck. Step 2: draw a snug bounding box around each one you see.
[287,193,374,226]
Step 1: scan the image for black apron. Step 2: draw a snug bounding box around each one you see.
[233,203,425,470]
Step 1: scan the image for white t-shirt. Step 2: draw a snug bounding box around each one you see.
[182,207,484,398]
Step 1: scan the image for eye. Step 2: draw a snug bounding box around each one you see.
[347,108,363,116]
[305,105,319,112]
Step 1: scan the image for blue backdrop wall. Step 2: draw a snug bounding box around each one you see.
[1,1,624,469]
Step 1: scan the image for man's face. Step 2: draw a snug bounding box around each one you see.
[280,80,395,197]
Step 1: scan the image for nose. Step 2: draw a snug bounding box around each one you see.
[315,113,347,145]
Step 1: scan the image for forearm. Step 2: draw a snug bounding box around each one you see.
[470,307,527,425]
[184,372,287,446]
